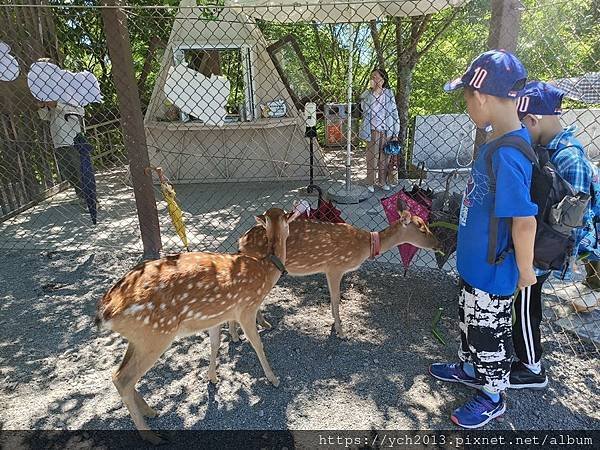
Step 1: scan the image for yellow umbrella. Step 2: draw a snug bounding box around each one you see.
[146,166,189,251]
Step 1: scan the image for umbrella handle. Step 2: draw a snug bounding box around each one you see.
[307,184,324,209]
[145,166,169,184]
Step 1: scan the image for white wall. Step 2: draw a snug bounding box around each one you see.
[412,109,600,170]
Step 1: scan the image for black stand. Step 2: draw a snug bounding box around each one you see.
[305,125,317,186]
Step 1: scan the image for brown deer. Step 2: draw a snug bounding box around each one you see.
[95,208,298,443]
[236,199,440,338]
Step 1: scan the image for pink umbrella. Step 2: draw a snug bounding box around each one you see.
[381,188,432,275]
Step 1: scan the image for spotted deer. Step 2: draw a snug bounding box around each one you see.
[236,199,440,338]
[95,208,298,444]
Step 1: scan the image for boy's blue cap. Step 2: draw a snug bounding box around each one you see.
[516,81,565,117]
[444,49,527,98]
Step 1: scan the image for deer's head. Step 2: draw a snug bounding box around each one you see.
[388,198,441,252]
[255,207,300,253]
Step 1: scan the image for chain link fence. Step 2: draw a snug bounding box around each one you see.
[1,0,598,358]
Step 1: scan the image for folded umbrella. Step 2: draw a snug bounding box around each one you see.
[147,166,189,251]
[74,133,98,225]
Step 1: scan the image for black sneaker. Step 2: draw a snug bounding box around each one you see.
[509,361,548,390]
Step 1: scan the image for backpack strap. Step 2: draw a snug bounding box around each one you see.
[485,134,538,265]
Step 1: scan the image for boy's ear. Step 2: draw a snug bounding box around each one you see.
[472,89,487,106]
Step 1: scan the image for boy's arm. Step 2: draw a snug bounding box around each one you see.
[494,148,539,289]
[554,150,592,195]
[512,216,537,288]
[37,101,56,121]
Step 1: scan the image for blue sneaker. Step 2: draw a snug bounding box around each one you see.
[451,391,506,429]
[429,362,482,388]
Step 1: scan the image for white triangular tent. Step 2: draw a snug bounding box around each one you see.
[144,0,327,183]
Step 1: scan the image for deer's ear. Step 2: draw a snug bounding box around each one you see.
[412,216,430,234]
[396,197,408,213]
[286,211,301,223]
[255,215,267,228]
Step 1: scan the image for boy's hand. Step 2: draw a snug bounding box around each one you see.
[518,268,537,289]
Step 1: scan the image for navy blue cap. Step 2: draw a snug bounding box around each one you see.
[444,49,528,98]
[516,81,565,117]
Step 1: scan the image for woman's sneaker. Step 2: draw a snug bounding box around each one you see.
[429,362,482,388]
[509,361,548,390]
[451,391,506,429]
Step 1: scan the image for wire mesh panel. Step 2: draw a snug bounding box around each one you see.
[0,0,598,363]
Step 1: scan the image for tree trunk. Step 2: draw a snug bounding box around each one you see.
[395,57,417,176]
[370,20,385,70]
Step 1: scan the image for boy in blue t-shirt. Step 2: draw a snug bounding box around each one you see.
[509,81,596,389]
[429,50,538,429]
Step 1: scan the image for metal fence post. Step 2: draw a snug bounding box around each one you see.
[101,0,161,259]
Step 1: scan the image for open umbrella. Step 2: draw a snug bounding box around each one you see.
[293,184,346,223]
[146,166,189,251]
[551,72,600,104]
[429,171,461,269]
[74,133,98,225]
[381,179,433,275]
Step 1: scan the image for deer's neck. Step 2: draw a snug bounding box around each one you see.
[261,236,287,283]
[378,225,405,254]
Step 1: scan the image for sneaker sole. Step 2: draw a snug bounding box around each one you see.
[451,403,506,429]
[508,378,548,390]
[428,367,483,389]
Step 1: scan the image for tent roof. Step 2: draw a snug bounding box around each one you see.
[223,0,466,23]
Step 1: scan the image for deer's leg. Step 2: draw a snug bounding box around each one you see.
[228,320,240,342]
[207,325,220,384]
[112,337,172,444]
[116,343,157,418]
[238,311,279,387]
[256,309,272,330]
[326,271,345,338]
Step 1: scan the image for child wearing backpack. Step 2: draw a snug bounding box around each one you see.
[510,81,597,389]
[429,50,538,429]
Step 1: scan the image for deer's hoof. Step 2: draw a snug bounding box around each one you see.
[334,326,346,339]
[140,430,169,446]
[261,320,273,330]
[270,376,280,387]
[143,407,159,418]
[208,372,219,384]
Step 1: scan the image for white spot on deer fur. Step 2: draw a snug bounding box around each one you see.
[194,312,204,319]
[160,304,166,310]
[196,282,202,288]
[143,316,150,325]
[124,304,146,315]
[182,293,189,300]
[152,323,158,329]
[188,283,194,290]
[181,305,189,314]
[159,282,166,289]
[159,317,165,324]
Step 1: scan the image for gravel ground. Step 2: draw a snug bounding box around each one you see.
[1,250,599,434]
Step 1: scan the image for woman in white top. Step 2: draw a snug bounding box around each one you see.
[359,69,400,192]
